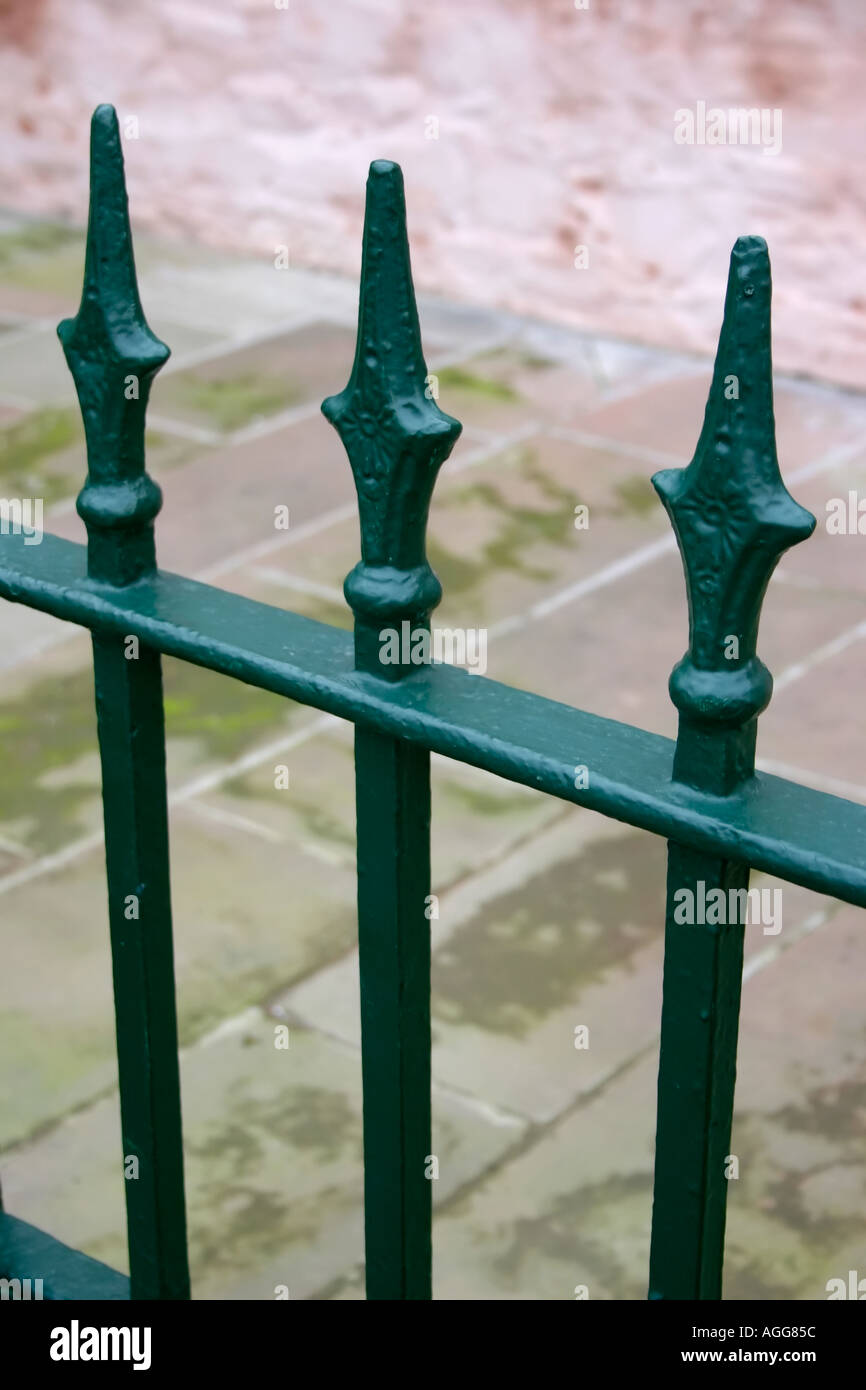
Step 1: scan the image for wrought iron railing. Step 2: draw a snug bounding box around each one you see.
[1,105,863,1301]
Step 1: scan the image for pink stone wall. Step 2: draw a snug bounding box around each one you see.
[1,0,864,387]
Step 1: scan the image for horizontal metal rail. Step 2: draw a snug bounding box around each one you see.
[0,1213,130,1300]
[2,530,865,909]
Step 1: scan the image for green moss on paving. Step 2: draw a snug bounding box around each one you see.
[518,352,557,370]
[185,1077,361,1277]
[0,222,86,296]
[613,474,658,517]
[0,657,296,854]
[0,1009,116,1141]
[164,373,298,433]
[0,407,80,502]
[429,447,581,595]
[436,365,519,401]
[493,1171,651,1296]
[432,830,665,1036]
[426,537,481,596]
[164,660,294,760]
[225,763,355,849]
[0,222,83,267]
[191,1081,359,1166]
[290,800,355,849]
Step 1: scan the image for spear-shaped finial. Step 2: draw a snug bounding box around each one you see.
[322,161,462,676]
[653,237,815,792]
[58,104,169,585]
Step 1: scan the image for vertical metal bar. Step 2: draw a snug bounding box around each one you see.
[323,160,461,1299]
[58,104,189,1299]
[355,728,433,1298]
[647,237,815,1298]
[91,635,189,1300]
[650,843,748,1298]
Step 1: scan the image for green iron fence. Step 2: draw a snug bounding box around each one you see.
[1,104,864,1302]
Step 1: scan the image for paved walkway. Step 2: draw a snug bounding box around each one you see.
[0,213,865,1299]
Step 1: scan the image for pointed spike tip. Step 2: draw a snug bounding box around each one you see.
[732,234,767,257]
[368,159,402,180]
[58,102,169,417]
[726,235,770,297]
[364,160,405,217]
[90,103,121,147]
[92,103,119,125]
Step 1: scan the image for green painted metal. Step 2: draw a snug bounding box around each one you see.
[56,105,189,1301]
[652,237,815,799]
[322,160,461,676]
[0,109,858,1302]
[0,1213,130,1300]
[88,635,189,1300]
[323,162,461,1298]
[648,238,816,1299]
[3,532,865,908]
[353,729,434,1298]
[57,105,168,588]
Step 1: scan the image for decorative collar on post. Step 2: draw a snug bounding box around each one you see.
[58,104,169,588]
[652,237,815,795]
[322,160,462,679]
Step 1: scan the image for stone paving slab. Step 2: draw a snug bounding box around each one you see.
[428,433,669,632]
[0,631,328,858]
[0,217,244,327]
[281,802,829,1128]
[0,325,78,408]
[758,636,866,796]
[195,721,562,890]
[561,369,866,473]
[1,1014,526,1301]
[430,327,704,434]
[0,222,86,322]
[432,352,581,436]
[0,285,77,321]
[135,263,357,342]
[726,899,866,1300]
[482,543,866,745]
[353,895,863,1302]
[780,448,866,599]
[150,321,359,436]
[49,412,352,574]
[284,812,665,1124]
[0,789,360,1150]
[0,600,71,674]
[0,659,564,1148]
[0,318,226,411]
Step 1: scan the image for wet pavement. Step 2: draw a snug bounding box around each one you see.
[0,212,865,1299]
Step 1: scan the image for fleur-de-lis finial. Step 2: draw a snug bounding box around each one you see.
[322,161,462,676]
[58,104,169,586]
[653,237,815,792]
